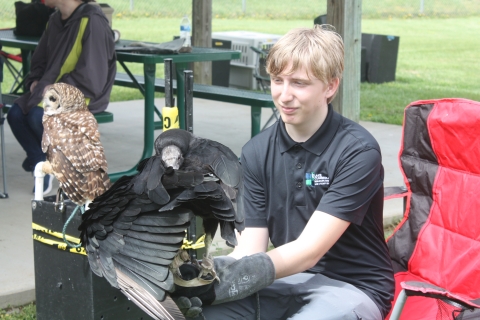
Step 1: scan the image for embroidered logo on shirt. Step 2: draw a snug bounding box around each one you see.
[305,172,330,186]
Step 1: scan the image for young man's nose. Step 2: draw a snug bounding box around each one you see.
[279,82,294,102]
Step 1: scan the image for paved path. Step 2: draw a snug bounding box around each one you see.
[0,98,404,308]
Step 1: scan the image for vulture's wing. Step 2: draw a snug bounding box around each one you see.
[131,156,170,205]
[79,174,191,320]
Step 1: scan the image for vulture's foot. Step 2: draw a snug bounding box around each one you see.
[170,249,191,278]
[196,254,219,283]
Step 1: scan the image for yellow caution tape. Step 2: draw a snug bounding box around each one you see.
[32,222,204,254]
[162,106,180,130]
[181,234,205,250]
[32,234,86,255]
[32,222,81,244]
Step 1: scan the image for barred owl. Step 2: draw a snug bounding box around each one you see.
[41,83,111,206]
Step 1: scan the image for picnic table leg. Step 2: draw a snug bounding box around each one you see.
[251,106,261,138]
[108,63,156,182]
[20,49,31,92]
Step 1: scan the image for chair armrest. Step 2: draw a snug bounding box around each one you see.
[389,281,480,320]
[401,281,480,310]
[384,186,408,200]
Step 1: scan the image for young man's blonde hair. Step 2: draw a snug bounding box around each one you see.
[266,25,344,103]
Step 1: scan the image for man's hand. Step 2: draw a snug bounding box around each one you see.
[171,252,275,311]
[30,80,38,93]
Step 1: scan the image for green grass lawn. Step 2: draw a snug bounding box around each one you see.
[0,303,36,319]
[1,16,480,125]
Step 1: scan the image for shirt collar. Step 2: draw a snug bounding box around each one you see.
[278,104,341,156]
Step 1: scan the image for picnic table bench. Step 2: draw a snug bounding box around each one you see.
[114,72,275,138]
[1,93,114,124]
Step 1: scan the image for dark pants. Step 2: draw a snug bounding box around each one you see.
[7,103,46,172]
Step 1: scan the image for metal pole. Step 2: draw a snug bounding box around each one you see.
[0,107,8,198]
[242,0,246,14]
[183,69,202,259]
[130,0,134,12]
[420,0,424,14]
[162,59,179,130]
[184,70,194,133]
[164,59,174,107]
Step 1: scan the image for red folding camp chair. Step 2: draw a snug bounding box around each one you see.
[385,98,480,320]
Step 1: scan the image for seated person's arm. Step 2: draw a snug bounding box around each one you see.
[27,28,50,92]
[229,226,269,260]
[229,211,350,279]
[58,15,115,101]
[267,211,350,279]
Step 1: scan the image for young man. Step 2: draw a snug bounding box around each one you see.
[175,25,394,320]
[7,0,116,194]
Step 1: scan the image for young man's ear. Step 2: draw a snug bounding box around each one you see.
[326,78,340,99]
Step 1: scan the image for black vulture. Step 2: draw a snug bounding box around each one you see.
[79,129,244,320]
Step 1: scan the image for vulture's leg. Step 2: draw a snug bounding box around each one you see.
[169,248,190,278]
[197,232,219,282]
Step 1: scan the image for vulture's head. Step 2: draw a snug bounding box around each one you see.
[161,145,183,169]
[155,129,193,169]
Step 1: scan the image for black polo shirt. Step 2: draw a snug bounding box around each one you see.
[240,105,394,318]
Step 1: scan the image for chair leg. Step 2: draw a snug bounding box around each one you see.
[389,289,408,320]
[0,106,8,199]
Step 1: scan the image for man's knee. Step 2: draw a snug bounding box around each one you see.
[6,104,23,126]
[26,107,44,134]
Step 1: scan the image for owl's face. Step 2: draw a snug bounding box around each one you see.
[43,83,87,115]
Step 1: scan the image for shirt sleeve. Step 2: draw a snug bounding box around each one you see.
[58,14,115,104]
[241,141,268,228]
[317,147,384,225]
[27,24,50,89]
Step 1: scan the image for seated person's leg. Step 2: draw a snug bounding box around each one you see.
[7,104,46,172]
[202,273,309,320]
[203,273,382,320]
[202,293,257,320]
[285,273,382,320]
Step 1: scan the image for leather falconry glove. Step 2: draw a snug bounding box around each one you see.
[171,252,275,318]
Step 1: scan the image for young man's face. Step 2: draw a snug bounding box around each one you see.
[270,62,337,130]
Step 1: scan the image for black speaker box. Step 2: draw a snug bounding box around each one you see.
[313,14,327,25]
[32,199,152,320]
[361,46,367,82]
[361,33,400,84]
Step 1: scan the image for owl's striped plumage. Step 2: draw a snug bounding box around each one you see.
[41,83,111,206]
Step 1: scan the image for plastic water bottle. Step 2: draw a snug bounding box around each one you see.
[180,15,191,48]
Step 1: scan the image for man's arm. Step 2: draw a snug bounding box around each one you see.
[229,227,269,260]
[229,210,349,279]
[59,16,115,100]
[267,210,350,278]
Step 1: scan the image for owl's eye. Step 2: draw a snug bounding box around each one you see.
[49,96,57,102]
